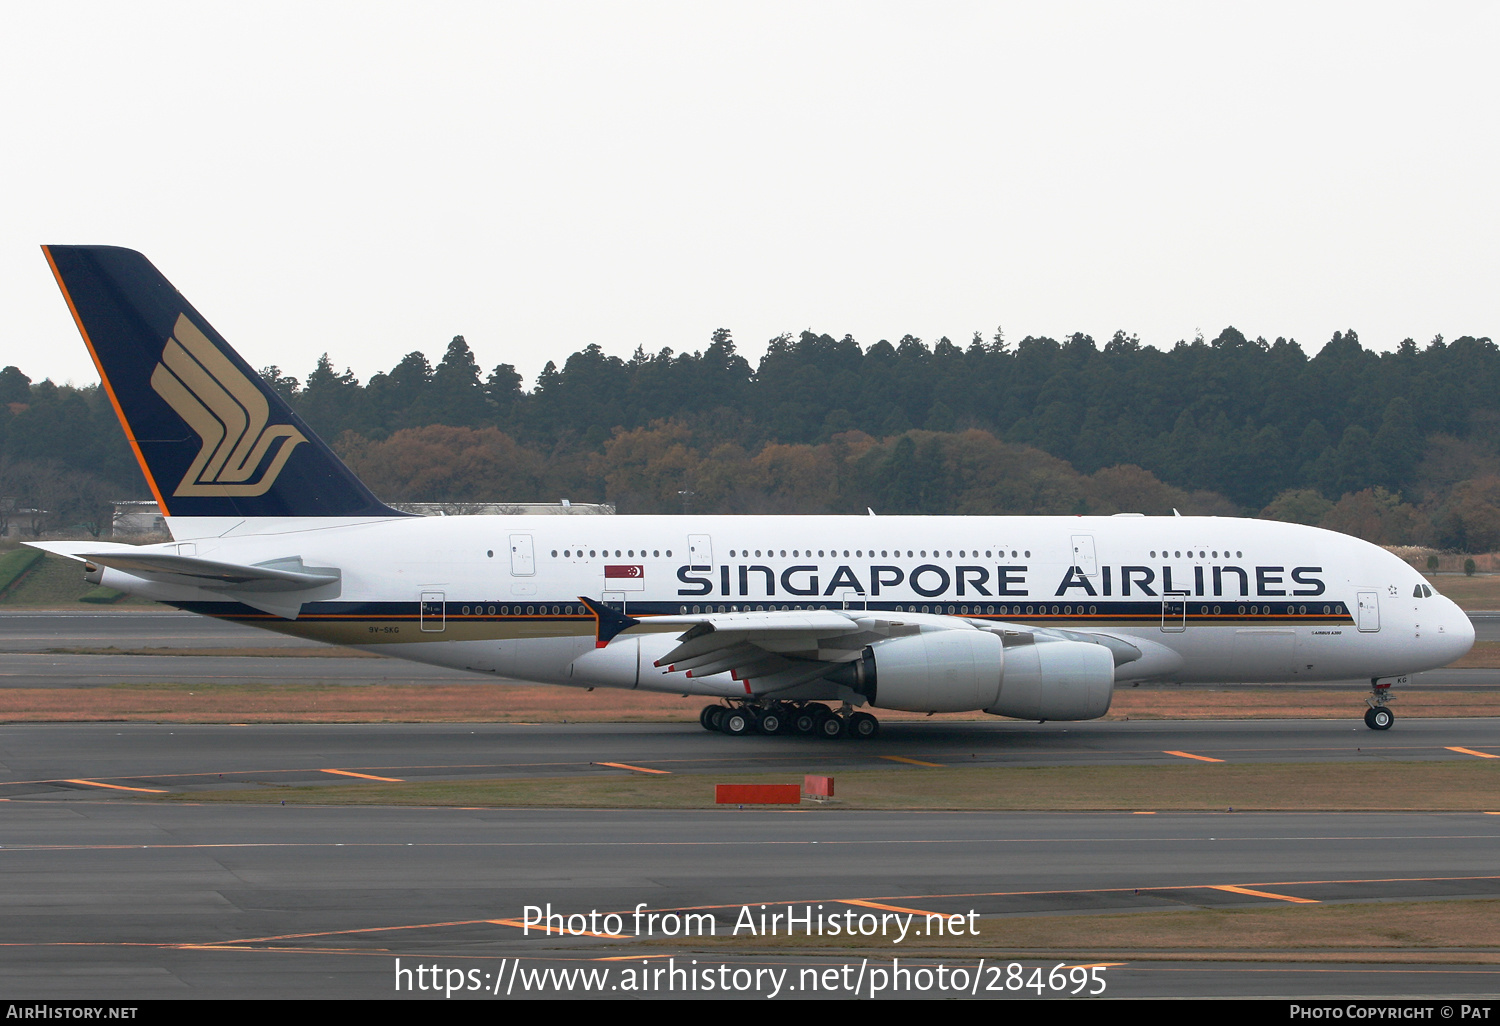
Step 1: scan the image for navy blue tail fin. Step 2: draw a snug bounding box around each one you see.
[43,246,403,519]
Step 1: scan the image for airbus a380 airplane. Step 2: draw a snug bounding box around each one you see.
[32,246,1474,737]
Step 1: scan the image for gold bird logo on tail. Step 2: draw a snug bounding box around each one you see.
[150,314,306,496]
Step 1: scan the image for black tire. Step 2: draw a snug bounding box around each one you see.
[723,709,753,736]
[848,712,879,739]
[700,705,720,731]
[758,709,785,735]
[1368,706,1394,730]
[707,706,726,731]
[793,706,821,734]
[817,712,845,739]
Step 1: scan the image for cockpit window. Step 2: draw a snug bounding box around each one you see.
[1414,584,1424,598]
[1422,584,1432,598]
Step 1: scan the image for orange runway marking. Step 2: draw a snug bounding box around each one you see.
[1164,750,1224,762]
[1446,747,1499,759]
[1210,884,1319,903]
[61,779,167,794]
[592,762,670,775]
[319,769,405,782]
[840,898,941,916]
[488,918,622,939]
[880,756,945,768]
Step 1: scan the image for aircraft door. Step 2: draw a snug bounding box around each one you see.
[1357,591,1380,632]
[420,591,445,632]
[837,590,866,612]
[602,591,627,615]
[1161,592,1187,632]
[510,534,535,576]
[688,534,713,568]
[1071,534,1098,577]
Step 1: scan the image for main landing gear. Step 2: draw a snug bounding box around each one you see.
[699,701,880,740]
[1363,678,1396,731]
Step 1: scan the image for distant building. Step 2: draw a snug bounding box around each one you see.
[112,500,169,539]
[110,499,613,539]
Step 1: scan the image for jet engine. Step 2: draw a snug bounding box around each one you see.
[829,630,1114,719]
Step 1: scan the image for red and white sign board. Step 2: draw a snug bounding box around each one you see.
[603,565,645,591]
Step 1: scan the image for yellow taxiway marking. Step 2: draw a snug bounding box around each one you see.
[62,779,167,793]
[1164,750,1224,763]
[1210,884,1318,904]
[1446,747,1499,759]
[1132,811,1156,814]
[840,898,942,916]
[592,762,670,775]
[880,756,945,768]
[319,769,405,782]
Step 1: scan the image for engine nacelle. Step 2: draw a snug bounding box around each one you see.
[834,630,1005,713]
[985,637,1114,721]
[831,631,1115,719]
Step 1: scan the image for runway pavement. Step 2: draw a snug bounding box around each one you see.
[0,718,1498,999]
[2,796,1500,999]
[3,610,1500,1000]
[3,717,1500,798]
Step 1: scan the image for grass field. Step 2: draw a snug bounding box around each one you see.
[166,760,1500,811]
[0,549,130,606]
[1427,572,1500,610]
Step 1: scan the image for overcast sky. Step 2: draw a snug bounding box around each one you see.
[2,2,1495,390]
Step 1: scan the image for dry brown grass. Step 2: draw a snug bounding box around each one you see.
[1427,573,1500,610]
[1445,641,1500,668]
[6,682,1499,723]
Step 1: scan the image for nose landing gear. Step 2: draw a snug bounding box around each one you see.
[1364,677,1398,730]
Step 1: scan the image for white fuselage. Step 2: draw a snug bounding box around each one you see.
[87,513,1475,707]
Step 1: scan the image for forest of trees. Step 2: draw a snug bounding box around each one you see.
[3,324,1499,549]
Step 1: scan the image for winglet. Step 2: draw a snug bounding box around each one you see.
[579,596,640,648]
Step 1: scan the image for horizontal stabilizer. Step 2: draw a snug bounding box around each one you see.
[27,542,339,619]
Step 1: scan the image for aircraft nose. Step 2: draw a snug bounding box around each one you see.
[1438,599,1476,664]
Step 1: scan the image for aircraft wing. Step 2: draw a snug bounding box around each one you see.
[578,601,1140,696]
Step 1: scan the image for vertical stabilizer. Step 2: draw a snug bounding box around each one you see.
[43,246,403,519]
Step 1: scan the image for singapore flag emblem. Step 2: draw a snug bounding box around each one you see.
[603,565,645,591]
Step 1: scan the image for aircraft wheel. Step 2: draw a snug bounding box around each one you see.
[706,706,727,732]
[722,709,754,736]
[847,712,880,739]
[793,706,822,734]
[757,709,786,735]
[700,705,720,732]
[1367,707,1394,730]
[816,712,845,740]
